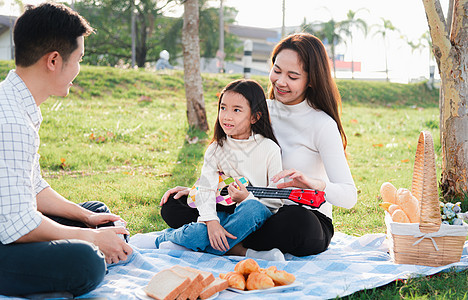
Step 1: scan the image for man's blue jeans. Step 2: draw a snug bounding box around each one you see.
[155,199,272,255]
[0,201,108,297]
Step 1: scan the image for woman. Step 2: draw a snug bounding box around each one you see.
[160,33,357,256]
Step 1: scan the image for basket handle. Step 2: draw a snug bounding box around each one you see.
[411,131,441,232]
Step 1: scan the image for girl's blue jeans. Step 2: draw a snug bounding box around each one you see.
[155,199,272,255]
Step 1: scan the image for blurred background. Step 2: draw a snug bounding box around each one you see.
[0,0,448,83]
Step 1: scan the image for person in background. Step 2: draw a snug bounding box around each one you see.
[0,3,132,297]
[155,50,173,70]
[160,33,357,257]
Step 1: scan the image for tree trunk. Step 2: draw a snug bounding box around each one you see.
[182,0,209,132]
[136,13,148,68]
[422,0,468,197]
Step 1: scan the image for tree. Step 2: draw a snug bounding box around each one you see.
[372,18,397,81]
[76,0,240,67]
[182,0,209,131]
[422,0,468,198]
[339,9,368,79]
[76,0,175,67]
[302,18,342,79]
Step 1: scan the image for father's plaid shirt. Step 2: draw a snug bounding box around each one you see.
[0,70,50,244]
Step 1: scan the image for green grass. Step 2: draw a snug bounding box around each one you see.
[1,61,465,299]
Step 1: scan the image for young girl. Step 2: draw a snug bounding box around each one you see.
[156,79,284,260]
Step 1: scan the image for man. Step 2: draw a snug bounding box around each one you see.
[0,3,132,297]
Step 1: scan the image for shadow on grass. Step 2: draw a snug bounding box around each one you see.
[159,126,210,199]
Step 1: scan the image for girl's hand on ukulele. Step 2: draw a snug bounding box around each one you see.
[272,169,326,191]
[205,220,237,252]
[160,186,190,206]
[228,179,249,203]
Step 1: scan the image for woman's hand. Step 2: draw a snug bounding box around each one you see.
[205,220,237,252]
[227,179,249,203]
[272,169,326,191]
[160,186,190,206]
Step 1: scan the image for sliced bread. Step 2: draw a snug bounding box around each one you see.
[198,278,228,300]
[171,266,204,300]
[144,269,190,300]
[183,266,215,287]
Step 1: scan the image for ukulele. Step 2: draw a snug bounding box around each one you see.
[187,173,325,209]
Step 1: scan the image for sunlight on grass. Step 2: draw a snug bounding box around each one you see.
[2,60,464,299]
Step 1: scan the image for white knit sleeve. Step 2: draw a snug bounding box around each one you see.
[257,142,284,213]
[317,119,357,209]
[195,143,221,222]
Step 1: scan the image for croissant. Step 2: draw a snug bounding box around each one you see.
[261,266,295,286]
[219,272,246,290]
[234,258,260,276]
[246,272,275,290]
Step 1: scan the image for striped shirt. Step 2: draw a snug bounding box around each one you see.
[0,70,49,244]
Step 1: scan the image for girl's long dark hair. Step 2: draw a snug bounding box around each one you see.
[212,79,279,147]
[268,33,348,151]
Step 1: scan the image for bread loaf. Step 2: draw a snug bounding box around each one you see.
[144,269,190,300]
[380,182,397,204]
[183,266,214,287]
[198,278,228,299]
[391,208,410,223]
[171,266,204,300]
[396,188,420,223]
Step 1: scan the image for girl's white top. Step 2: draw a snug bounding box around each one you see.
[267,99,357,219]
[196,133,283,222]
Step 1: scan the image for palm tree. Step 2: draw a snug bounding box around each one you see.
[301,18,342,79]
[339,9,368,79]
[372,18,397,81]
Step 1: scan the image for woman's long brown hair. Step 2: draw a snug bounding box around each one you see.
[268,33,347,150]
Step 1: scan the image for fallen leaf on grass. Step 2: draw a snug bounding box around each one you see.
[401,159,410,163]
[373,144,384,147]
[60,158,69,169]
[350,119,358,124]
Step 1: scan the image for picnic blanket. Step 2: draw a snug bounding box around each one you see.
[2,231,468,299]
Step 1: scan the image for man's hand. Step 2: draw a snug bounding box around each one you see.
[85,212,122,228]
[160,186,190,206]
[87,227,133,265]
[227,179,249,203]
[205,220,236,252]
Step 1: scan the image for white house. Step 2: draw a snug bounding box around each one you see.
[0,15,16,61]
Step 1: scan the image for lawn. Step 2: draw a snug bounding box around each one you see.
[1,61,466,298]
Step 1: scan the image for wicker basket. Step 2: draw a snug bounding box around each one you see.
[386,131,468,267]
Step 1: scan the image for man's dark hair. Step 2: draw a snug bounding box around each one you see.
[14,2,93,67]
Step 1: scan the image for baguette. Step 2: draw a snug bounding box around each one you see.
[171,266,204,300]
[144,269,190,300]
[198,278,228,299]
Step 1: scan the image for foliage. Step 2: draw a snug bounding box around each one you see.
[75,0,175,67]
[74,0,241,67]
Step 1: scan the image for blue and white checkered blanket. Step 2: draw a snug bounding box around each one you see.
[3,232,468,299]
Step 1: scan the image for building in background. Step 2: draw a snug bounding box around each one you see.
[0,15,15,61]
